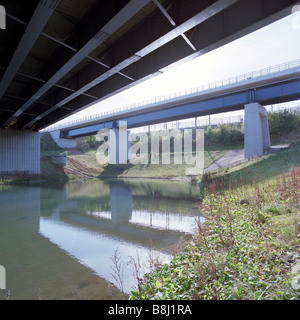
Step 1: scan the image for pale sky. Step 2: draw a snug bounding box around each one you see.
[52,11,300,127]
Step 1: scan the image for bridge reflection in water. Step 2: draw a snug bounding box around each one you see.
[0,179,202,299]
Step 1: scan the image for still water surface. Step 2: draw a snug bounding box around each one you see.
[0,179,202,300]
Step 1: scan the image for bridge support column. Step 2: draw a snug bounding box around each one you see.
[244,103,271,159]
[0,128,40,174]
[109,123,131,165]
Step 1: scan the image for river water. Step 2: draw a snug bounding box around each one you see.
[0,179,203,300]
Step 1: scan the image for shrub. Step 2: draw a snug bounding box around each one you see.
[205,124,244,146]
[83,135,100,148]
[40,132,62,151]
[268,109,300,137]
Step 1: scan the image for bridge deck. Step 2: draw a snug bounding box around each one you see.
[59,60,300,138]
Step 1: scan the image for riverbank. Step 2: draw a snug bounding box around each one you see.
[0,127,298,186]
[129,145,300,300]
[0,147,228,185]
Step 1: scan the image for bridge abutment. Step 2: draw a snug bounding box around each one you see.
[49,130,77,149]
[244,102,271,159]
[0,128,40,175]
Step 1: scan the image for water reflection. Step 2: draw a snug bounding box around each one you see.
[0,186,40,230]
[110,182,133,225]
[0,179,202,299]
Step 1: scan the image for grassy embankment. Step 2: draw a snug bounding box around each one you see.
[1,129,229,185]
[41,131,231,181]
[40,113,299,181]
[1,108,298,185]
[51,114,299,181]
[128,141,300,300]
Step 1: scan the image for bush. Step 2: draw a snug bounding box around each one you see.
[205,124,244,146]
[40,132,62,151]
[268,109,300,137]
[82,135,100,148]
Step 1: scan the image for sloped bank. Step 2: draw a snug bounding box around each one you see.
[129,145,300,300]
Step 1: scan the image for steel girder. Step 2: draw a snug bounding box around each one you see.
[60,77,300,138]
[35,0,299,131]
[1,0,299,131]
[3,0,152,127]
[23,0,240,129]
[0,0,59,100]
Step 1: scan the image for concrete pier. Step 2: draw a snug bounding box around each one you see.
[109,122,131,165]
[244,103,271,159]
[0,129,40,174]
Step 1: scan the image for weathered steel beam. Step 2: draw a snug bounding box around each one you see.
[41,0,298,130]
[3,0,151,127]
[0,0,59,100]
[152,0,196,51]
[23,0,239,129]
[0,65,98,99]
[6,12,134,82]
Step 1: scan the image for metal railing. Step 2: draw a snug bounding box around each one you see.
[44,59,300,132]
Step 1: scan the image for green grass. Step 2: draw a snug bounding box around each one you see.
[208,144,300,187]
[83,149,226,179]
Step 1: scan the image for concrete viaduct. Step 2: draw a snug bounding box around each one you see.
[0,0,299,174]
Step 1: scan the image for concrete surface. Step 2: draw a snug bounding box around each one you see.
[244,103,271,159]
[0,128,40,174]
[205,149,245,172]
[49,130,77,149]
[205,144,291,172]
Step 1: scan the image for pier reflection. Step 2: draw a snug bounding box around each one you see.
[110,182,132,225]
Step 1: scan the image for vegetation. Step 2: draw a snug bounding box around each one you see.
[268,109,300,137]
[79,135,100,149]
[80,124,245,151]
[203,108,300,147]
[40,132,65,155]
[8,115,299,184]
[129,158,300,300]
[205,124,244,147]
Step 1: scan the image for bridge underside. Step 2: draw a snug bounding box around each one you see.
[0,0,299,131]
